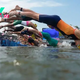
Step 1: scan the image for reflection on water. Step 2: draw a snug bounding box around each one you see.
[0,46,80,80]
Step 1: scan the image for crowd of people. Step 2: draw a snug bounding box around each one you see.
[0,5,80,48]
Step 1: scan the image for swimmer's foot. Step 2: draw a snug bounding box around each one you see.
[15,5,21,10]
[9,11,18,16]
[9,5,21,12]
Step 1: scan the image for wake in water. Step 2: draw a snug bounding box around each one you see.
[39,40,75,48]
[59,41,71,47]
[58,40,76,48]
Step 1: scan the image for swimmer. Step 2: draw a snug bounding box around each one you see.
[0,11,32,23]
[11,30,73,47]
[8,27,77,48]
[3,26,25,32]
[40,32,77,47]
[13,32,39,46]
[0,19,37,30]
[8,5,80,48]
[4,25,42,40]
[8,27,59,47]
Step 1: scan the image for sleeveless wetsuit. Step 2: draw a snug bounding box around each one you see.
[21,16,32,21]
[39,15,79,40]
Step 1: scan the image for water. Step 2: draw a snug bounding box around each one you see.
[0,46,80,80]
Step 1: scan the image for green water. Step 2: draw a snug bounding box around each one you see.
[0,46,80,80]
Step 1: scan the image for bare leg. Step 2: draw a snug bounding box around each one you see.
[0,17,17,23]
[0,23,15,29]
[28,28,39,34]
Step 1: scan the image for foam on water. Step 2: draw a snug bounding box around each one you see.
[59,41,72,48]
[39,44,47,47]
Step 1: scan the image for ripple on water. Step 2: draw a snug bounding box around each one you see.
[0,46,80,80]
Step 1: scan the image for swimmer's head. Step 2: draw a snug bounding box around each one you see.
[2,12,8,15]
[34,24,37,27]
[28,37,39,46]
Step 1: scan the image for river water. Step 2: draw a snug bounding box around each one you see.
[0,46,80,80]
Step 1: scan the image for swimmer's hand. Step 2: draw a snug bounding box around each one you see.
[9,5,21,12]
[0,26,3,29]
[9,11,18,16]
[9,9,16,12]
[9,32,14,34]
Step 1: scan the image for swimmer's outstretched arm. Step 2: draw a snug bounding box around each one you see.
[5,16,22,22]
[0,23,15,29]
[20,28,42,38]
[3,29,13,32]
[10,5,36,13]
[9,11,39,21]
[10,31,21,34]
[0,16,21,23]
[9,5,39,21]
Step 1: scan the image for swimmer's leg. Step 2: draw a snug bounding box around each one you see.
[0,20,22,29]
[27,28,42,38]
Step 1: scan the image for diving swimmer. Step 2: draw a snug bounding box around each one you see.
[7,5,80,48]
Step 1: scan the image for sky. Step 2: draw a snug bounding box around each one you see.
[0,0,80,31]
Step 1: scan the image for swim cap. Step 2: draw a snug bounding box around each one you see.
[31,34,35,39]
[34,24,37,27]
[28,37,34,43]
[26,21,30,26]
[77,45,80,49]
